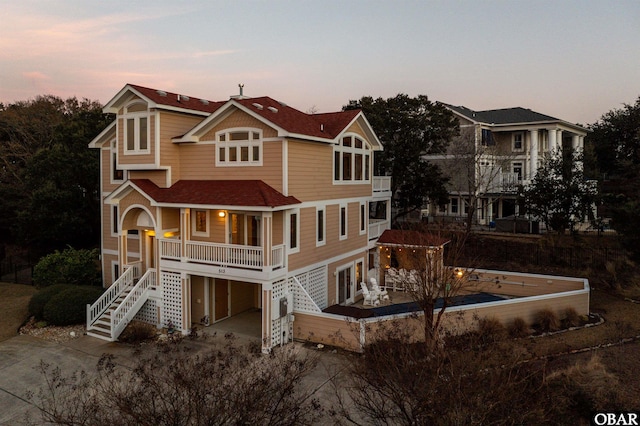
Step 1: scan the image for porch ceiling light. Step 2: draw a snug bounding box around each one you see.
[218,211,226,218]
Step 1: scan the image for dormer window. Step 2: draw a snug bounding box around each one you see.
[333,134,371,183]
[216,129,262,166]
[123,102,150,154]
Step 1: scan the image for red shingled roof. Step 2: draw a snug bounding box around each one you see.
[126,84,361,139]
[131,179,300,208]
[377,229,450,248]
[233,97,359,139]
[129,84,225,114]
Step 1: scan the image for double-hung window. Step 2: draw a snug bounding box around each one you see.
[512,132,524,152]
[288,210,300,253]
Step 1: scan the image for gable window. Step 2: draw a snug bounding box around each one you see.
[316,207,326,246]
[340,205,347,240]
[123,105,149,154]
[193,210,209,236]
[334,135,371,183]
[216,129,262,166]
[512,132,524,152]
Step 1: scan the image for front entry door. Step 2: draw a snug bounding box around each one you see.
[338,267,354,305]
[214,279,229,322]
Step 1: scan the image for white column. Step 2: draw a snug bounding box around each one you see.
[548,128,557,154]
[557,130,563,153]
[572,134,580,151]
[529,130,539,180]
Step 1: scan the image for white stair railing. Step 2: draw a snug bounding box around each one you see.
[87,265,135,329]
[110,268,156,340]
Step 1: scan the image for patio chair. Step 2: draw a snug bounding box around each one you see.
[370,278,389,301]
[386,268,400,292]
[360,282,379,306]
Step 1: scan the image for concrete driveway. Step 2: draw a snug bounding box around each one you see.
[0,333,346,425]
[0,335,135,425]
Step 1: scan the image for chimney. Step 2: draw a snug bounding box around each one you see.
[239,84,244,96]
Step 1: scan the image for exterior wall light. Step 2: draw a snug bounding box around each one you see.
[218,211,226,218]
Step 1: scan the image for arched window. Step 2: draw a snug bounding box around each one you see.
[123,102,149,154]
[333,134,371,183]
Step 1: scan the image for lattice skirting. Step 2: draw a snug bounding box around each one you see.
[134,298,158,325]
[161,271,182,330]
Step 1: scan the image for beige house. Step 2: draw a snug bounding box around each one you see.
[87,84,392,352]
[424,105,589,226]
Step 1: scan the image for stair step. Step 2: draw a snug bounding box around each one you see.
[87,330,113,341]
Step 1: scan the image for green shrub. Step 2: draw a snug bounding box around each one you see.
[119,321,157,344]
[535,308,560,333]
[33,248,101,287]
[28,284,74,321]
[508,317,530,338]
[43,286,104,326]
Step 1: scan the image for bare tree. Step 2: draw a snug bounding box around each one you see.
[26,335,322,426]
[443,127,517,233]
[381,226,470,350]
[332,322,554,426]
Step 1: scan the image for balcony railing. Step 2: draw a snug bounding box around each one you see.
[373,176,391,193]
[159,239,284,271]
[369,219,390,241]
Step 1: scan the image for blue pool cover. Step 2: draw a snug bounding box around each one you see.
[369,293,506,317]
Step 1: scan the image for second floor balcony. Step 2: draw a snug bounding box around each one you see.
[159,238,285,279]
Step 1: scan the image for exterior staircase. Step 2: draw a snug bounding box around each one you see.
[86,286,133,340]
[87,264,156,342]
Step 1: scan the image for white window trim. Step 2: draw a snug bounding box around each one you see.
[316,206,326,247]
[192,210,210,237]
[339,203,348,241]
[122,102,150,155]
[512,161,524,181]
[333,133,372,184]
[359,202,367,235]
[111,205,119,237]
[335,262,355,305]
[512,132,524,152]
[450,197,459,215]
[287,209,300,254]
[215,128,263,167]
[110,143,125,184]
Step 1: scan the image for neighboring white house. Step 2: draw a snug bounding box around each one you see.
[423,104,589,225]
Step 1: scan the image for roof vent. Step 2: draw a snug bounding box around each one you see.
[181,95,190,102]
[321,124,324,132]
[200,99,209,105]
[252,103,264,110]
[156,90,167,97]
[267,106,278,113]
[277,100,288,107]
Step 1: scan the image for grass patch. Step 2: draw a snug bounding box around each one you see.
[0,282,38,342]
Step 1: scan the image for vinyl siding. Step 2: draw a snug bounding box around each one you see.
[158,111,203,183]
[287,203,367,272]
[177,141,283,191]
[287,139,372,202]
[200,108,278,140]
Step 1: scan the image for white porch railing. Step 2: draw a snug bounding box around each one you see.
[159,239,285,271]
[373,176,391,193]
[369,219,390,241]
[87,263,136,328]
[110,268,156,340]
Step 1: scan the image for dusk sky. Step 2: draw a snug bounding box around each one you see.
[1,0,638,125]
